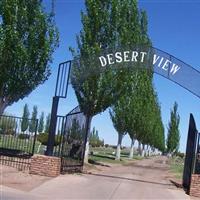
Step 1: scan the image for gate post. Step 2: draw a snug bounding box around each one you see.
[183,114,198,191]
[194,133,200,174]
[45,96,59,156]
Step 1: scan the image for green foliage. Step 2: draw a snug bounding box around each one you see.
[29,105,38,133]
[0,0,59,113]
[67,119,85,143]
[70,0,129,117]
[37,132,61,146]
[108,1,165,152]
[89,127,104,147]
[45,113,51,133]
[38,112,44,133]
[18,133,30,140]
[176,152,185,159]
[70,0,163,161]
[109,98,128,136]
[167,102,180,154]
[21,104,30,132]
[169,156,184,179]
[0,115,16,135]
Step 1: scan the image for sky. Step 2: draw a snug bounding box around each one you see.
[6,0,200,152]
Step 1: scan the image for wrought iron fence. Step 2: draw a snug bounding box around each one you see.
[0,115,38,170]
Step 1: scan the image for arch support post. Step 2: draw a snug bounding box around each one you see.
[45,96,59,156]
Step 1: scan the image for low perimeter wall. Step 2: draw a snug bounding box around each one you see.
[190,174,200,198]
[30,155,61,177]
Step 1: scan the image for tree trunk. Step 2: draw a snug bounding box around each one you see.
[116,133,123,160]
[141,143,145,157]
[0,98,7,115]
[83,115,92,163]
[129,138,135,159]
[138,141,142,156]
[146,145,150,157]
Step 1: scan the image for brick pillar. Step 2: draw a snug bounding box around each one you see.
[190,174,200,198]
[30,155,61,177]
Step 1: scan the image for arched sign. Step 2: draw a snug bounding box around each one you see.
[69,46,200,99]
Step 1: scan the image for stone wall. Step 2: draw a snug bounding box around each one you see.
[190,174,200,198]
[30,155,61,177]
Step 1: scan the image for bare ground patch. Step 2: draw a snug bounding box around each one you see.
[0,164,52,191]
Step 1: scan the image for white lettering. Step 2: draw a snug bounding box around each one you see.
[162,59,171,71]
[158,57,164,67]
[140,52,147,63]
[107,54,114,65]
[124,51,130,62]
[99,52,181,76]
[99,56,107,67]
[131,51,138,62]
[153,54,160,65]
[115,52,123,63]
[170,64,181,75]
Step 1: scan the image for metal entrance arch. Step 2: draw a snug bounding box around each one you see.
[46,46,200,174]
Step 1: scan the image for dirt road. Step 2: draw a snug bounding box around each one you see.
[1,156,191,199]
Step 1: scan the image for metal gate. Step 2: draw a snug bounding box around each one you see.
[51,106,87,173]
[61,106,87,173]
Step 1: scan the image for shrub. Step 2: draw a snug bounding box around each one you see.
[37,133,61,146]
[105,144,109,148]
[18,133,30,140]
[176,152,185,159]
[4,129,15,135]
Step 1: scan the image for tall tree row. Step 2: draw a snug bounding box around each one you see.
[108,1,164,159]
[21,104,50,134]
[71,0,165,162]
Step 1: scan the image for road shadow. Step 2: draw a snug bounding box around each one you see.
[124,163,169,171]
[170,179,183,188]
[88,157,111,167]
[84,172,173,187]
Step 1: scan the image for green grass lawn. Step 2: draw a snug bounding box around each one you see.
[0,135,35,153]
[0,136,144,166]
[0,135,46,155]
[89,146,143,165]
[169,156,184,179]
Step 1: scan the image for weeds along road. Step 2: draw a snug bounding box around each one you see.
[2,156,190,200]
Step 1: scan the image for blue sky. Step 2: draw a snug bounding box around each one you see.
[6,0,200,152]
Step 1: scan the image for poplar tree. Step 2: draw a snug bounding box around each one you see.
[70,0,126,162]
[21,104,30,133]
[167,102,180,154]
[29,105,38,133]
[38,112,44,133]
[0,0,59,114]
[109,99,128,160]
[45,113,51,133]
